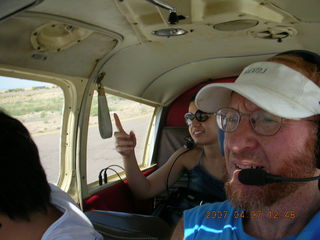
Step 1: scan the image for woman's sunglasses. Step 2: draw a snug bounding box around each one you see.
[184,110,213,126]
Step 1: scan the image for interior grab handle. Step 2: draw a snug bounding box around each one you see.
[145,0,176,12]
[96,73,113,139]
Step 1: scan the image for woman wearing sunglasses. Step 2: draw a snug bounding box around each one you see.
[114,95,226,223]
[180,97,226,201]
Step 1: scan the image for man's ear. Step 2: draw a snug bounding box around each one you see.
[316,122,320,168]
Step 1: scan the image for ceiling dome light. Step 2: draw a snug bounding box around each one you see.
[152,28,187,37]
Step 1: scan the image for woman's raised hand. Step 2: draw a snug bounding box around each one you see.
[114,113,136,158]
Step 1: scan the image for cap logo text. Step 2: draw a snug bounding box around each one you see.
[244,67,267,74]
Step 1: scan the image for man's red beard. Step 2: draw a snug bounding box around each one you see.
[226,139,316,210]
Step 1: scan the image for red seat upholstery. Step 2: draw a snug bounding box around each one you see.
[84,168,155,213]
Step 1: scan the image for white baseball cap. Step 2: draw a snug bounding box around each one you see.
[195,61,320,119]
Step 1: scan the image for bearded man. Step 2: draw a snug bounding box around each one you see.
[171,50,320,240]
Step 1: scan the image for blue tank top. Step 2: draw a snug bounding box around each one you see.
[185,150,226,202]
[184,201,320,240]
[152,150,226,225]
[186,164,226,202]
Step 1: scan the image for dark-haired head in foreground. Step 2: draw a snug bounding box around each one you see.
[0,109,51,221]
[0,110,103,240]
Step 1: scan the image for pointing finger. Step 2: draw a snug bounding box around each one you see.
[114,113,126,133]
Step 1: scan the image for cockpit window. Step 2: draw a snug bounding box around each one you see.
[0,77,63,183]
[86,91,154,184]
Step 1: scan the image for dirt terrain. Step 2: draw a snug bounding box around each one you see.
[0,86,153,135]
[0,87,63,134]
[0,86,154,183]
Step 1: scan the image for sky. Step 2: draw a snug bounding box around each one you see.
[0,76,53,90]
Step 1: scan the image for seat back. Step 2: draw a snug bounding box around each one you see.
[86,210,171,240]
[156,126,189,168]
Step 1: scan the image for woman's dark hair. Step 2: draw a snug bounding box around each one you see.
[0,110,51,220]
[189,93,197,104]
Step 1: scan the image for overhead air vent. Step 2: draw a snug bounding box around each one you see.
[31,22,93,53]
[248,26,297,42]
[213,19,259,31]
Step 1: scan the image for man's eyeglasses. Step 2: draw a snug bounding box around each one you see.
[215,107,283,136]
[184,110,213,126]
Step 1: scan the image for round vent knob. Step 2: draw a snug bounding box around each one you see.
[248,26,297,41]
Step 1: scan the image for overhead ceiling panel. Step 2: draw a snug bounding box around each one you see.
[0,14,120,78]
[270,0,320,22]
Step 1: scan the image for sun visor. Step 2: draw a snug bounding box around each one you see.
[0,0,44,23]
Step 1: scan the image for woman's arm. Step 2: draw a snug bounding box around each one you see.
[114,113,195,199]
[114,113,151,197]
[143,147,193,197]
